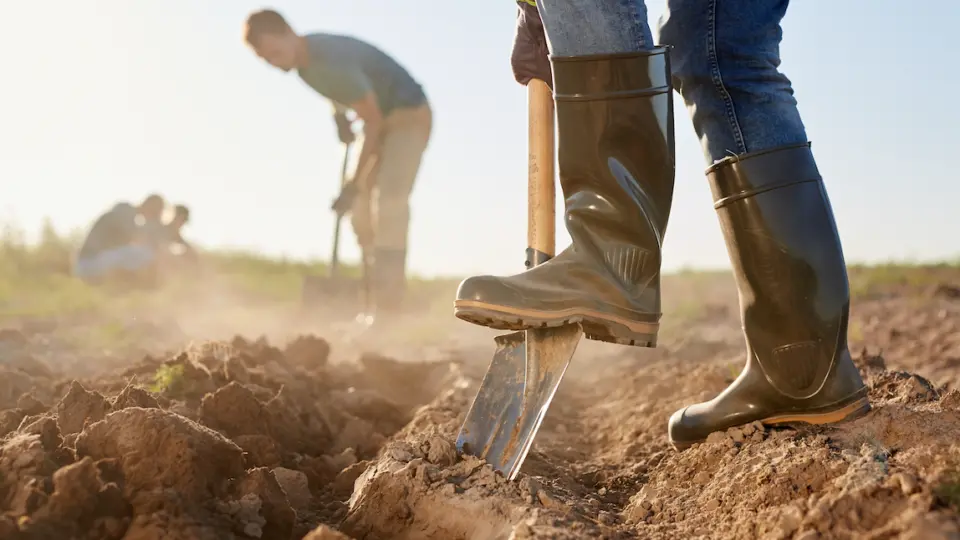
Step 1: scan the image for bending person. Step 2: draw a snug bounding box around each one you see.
[243,9,433,323]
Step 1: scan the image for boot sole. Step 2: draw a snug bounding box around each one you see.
[453,300,659,347]
[670,395,872,452]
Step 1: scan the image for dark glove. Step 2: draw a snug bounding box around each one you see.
[511,2,552,89]
[334,111,356,144]
[331,180,358,216]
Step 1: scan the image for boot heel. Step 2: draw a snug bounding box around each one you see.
[763,394,872,427]
[582,319,659,348]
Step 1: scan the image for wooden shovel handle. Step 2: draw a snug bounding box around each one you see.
[527,78,556,262]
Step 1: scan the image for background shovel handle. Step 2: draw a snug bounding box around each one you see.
[527,78,556,265]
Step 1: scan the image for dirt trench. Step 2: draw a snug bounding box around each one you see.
[2,277,960,539]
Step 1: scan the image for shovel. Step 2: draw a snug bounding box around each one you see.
[455,79,583,481]
[301,142,370,312]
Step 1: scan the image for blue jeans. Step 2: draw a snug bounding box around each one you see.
[74,244,156,282]
[535,0,807,165]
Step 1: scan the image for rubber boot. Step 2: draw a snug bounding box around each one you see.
[454,48,675,347]
[668,143,871,450]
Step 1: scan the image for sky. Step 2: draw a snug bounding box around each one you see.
[1,1,957,278]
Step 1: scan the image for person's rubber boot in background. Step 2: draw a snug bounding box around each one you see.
[667,144,871,448]
[369,246,407,321]
[454,46,676,347]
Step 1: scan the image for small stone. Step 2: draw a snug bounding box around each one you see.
[940,389,960,411]
[422,436,456,467]
[704,499,720,511]
[510,521,534,539]
[384,443,415,462]
[537,489,565,510]
[778,506,803,535]
[638,484,658,500]
[902,376,935,401]
[807,503,827,523]
[893,472,920,495]
[598,511,617,525]
[730,429,745,443]
[243,522,263,538]
[519,477,541,499]
[624,505,652,523]
[598,487,607,496]
[271,467,312,509]
[705,431,728,444]
[303,524,352,539]
[693,471,711,485]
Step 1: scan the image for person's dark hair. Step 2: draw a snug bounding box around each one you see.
[142,193,163,207]
[174,204,190,222]
[139,193,165,217]
[244,9,293,47]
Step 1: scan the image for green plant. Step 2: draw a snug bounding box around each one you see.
[150,364,185,395]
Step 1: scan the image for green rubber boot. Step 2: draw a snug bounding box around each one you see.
[454,48,676,347]
[668,143,871,450]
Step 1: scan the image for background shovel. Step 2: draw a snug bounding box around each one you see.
[455,79,584,481]
[301,141,370,313]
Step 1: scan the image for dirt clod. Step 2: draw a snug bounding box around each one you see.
[75,407,245,500]
[56,381,111,436]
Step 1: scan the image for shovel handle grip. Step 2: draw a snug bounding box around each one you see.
[527,79,555,262]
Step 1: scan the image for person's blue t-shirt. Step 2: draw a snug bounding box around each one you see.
[77,203,139,258]
[297,33,426,116]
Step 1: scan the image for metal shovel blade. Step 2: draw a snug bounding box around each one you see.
[455,323,583,480]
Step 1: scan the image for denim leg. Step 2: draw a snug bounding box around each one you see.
[536,0,654,55]
[658,0,808,164]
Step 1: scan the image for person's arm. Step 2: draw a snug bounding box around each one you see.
[328,66,383,188]
[347,90,384,189]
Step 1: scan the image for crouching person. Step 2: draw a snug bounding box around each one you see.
[73,194,166,287]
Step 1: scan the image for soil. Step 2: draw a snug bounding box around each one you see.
[1,269,960,539]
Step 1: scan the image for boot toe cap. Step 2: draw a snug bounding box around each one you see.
[667,403,721,448]
[667,406,698,446]
[455,275,518,304]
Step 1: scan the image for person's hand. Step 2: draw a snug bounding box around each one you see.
[331,180,358,216]
[511,2,552,89]
[334,111,356,144]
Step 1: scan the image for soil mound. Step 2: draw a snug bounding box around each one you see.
[2,276,960,539]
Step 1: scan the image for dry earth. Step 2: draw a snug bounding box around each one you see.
[2,268,960,539]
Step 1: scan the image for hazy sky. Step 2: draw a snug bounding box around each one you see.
[1,1,956,277]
